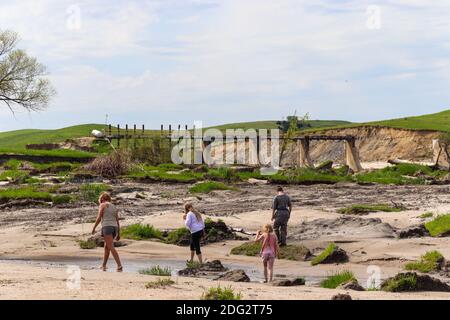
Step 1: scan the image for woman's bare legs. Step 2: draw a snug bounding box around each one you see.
[104,235,122,271]
[101,238,111,271]
[190,251,195,263]
[197,253,203,264]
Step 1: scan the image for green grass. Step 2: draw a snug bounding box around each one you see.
[311,243,337,266]
[419,212,434,219]
[320,270,356,289]
[0,187,52,203]
[209,120,351,132]
[230,242,310,261]
[3,159,22,170]
[0,169,30,182]
[145,278,175,289]
[79,183,111,203]
[189,181,236,194]
[31,162,79,174]
[304,110,450,133]
[405,251,444,273]
[424,214,450,237]
[268,168,350,185]
[355,163,446,185]
[186,260,202,269]
[121,224,163,240]
[166,227,190,244]
[0,148,96,159]
[51,195,74,205]
[126,165,203,183]
[78,239,97,249]
[381,273,418,292]
[230,242,262,257]
[201,286,242,300]
[0,124,104,150]
[139,266,172,276]
[338,204,402,215]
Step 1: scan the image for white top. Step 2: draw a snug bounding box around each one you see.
[101,203,118,228]
[185,211,205,234]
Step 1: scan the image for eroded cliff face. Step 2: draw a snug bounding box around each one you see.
[206,126,440,166]
[282,126,440,165]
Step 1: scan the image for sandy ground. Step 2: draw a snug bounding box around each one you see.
[1,180,450,300]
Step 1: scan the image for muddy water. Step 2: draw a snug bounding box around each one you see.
[0,257,328,285]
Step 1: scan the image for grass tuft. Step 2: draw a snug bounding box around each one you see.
[230,242,310,261]
[121,224,163,240]
[145,278,175,289]
[320,270,356,289]
[338,204,402,215]
[424,214,450,237]
[79,183,111,203]
[0,187,52,203]
[189,181,236,194]
[405,251,444,273]
[419,212,434,219]
[139,266,172,276]
[381,273,418,292]
[201,286,242,300]
[78,239,97,249]
[311,243,336,266]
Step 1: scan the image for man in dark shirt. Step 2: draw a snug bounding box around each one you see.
[271,186,292,247]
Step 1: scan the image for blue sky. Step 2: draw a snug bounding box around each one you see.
[1,0,450,131]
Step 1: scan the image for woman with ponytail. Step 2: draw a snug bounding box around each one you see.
[183,203,205,264]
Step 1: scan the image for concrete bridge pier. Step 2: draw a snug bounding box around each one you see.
[344,139,363,172]
[433,139,450,170]
[297,138,314,168]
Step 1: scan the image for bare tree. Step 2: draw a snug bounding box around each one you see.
[0,30,55,113]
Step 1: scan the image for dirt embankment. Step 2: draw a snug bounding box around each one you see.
[283,126,440,165]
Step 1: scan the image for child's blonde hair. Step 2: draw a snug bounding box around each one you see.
[263,224,274,233]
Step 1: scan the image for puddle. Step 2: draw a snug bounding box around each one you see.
[0,256,326,284]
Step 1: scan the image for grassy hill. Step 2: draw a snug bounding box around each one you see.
[209,120,351,132]
[0,109,448,156]
[305,110,450,133]
[0,124,108,150]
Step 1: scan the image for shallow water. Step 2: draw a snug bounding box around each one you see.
[0,257,326,284]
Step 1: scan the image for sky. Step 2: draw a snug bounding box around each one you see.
[1,0,450,131]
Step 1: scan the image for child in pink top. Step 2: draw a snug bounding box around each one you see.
[255,224,279,283]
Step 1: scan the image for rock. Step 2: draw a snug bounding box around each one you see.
[272,278,305,287]
[70,173,98,183]
[331,293,352,300]
[87,234,128,248]
[381,272,450,292]
[319,246,349,264]
[316,160,333,171]
[215,270,250,282]
[135,192,146,199]
[201,260,227,272]
[398,224,430,239]
[289,216,396,240]
[337,279,365,291]
[178,260,228,277]
[248,178,269,185]
[57,185,80,194]
[0,199,50,209]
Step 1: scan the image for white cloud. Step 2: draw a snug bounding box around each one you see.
[2,0,450,131]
